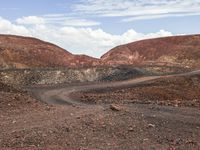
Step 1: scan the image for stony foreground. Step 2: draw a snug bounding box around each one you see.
[1,99,200,150]
[1,70,200,150]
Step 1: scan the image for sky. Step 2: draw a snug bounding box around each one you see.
[0,0,200,58]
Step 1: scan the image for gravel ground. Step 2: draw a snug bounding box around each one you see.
[1,70,200,150]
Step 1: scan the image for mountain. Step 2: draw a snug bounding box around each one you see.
[101,35,200,69]
[1,34,200,69]
[0,35,99,69]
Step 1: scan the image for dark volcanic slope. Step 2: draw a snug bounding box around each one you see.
[101,35,200,69]
[0,35,99,69]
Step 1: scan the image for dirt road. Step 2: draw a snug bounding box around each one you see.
[28,70,200,105]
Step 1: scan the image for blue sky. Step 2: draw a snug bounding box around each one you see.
[0,0,200,57]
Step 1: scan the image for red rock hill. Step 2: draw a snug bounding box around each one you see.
[101,35,200,69]
[0,35,99,69]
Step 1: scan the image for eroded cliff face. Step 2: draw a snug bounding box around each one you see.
[101,35,200,69]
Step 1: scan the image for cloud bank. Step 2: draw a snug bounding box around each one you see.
[0,16,173,57]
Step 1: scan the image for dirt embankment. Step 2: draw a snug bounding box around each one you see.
[0,66,149,86]
[0,65,191,87]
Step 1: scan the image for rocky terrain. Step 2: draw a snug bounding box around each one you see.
[0,34,200,149]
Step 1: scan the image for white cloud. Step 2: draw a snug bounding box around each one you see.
[0,17,30,35]
[0,17,173,58]
[16,16,45,25]
[72,0,200,21]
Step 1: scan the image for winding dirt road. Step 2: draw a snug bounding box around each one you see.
[28,70,200,106]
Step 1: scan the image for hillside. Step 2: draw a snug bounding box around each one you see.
[0,35,99,69]
[101,35,200,69]
[1,34,200,69]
